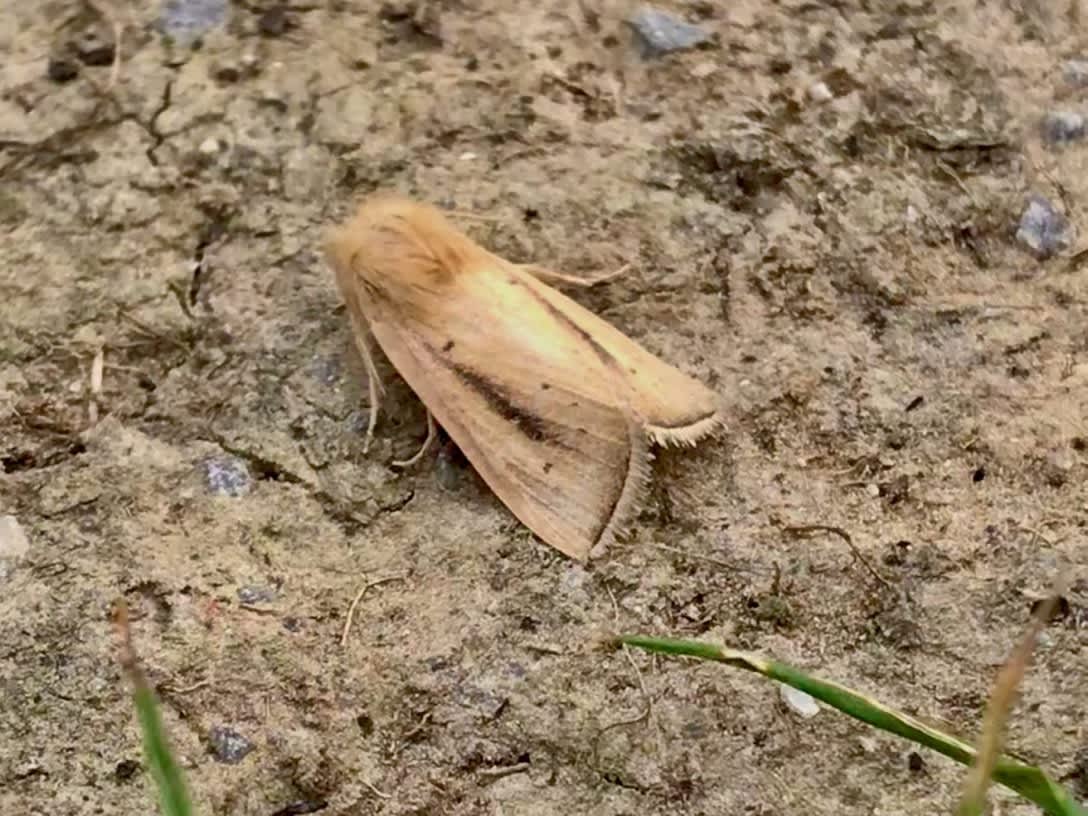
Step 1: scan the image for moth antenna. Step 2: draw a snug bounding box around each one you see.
[349,312,385,454]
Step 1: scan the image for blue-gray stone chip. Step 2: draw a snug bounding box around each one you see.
[626,7,710,59]
[1015,195,1072,260]
[203,456,251,497]
[1063,60,1088,86]
[1042,111,1086,145]
[237,585,276,604]
[208,725,254,764]
[159,0,229,46]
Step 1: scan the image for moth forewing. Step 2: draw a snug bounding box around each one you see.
[521,273,727,447]
[325,194,724,560]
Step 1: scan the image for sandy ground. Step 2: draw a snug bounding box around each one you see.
[2,1,1087,814]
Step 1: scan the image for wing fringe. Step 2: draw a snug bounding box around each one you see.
[646,410,727,448]
[589,420,654,559]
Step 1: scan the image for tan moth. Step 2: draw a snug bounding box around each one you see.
[324,194,724,560]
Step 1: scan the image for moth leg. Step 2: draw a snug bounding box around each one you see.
[352,326,385,454]
[518,263,630,288]
[392,409,436,468]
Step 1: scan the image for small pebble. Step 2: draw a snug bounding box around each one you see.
[0,515,31,581]
[626,7,710,59]
[159,0,230,46]
[779,683,820,718]
[1015,195,1073,259]
[807,81,833,103]
[47,57,80,83]
[198,137,222,155]
[203,456,251,497]
[345,411,372,436]
[237,585,277,604]
[1041,110,1086,145]
[208,725,255,764]
[74,29,115,66]
[559,564,589,594]
[1063,59,1088,86]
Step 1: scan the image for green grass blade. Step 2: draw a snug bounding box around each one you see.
[113,600,194,816]
[616,635,1086,816]
[132,683,193,816]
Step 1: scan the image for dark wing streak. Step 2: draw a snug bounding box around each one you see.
[447,361,558,444]
[516,279,625,379]
[412,337,631,542]
[421,340,625,468]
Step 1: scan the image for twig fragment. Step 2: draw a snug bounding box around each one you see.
[477,762,530,780]
[784,524,893,589]
[341,574,407,646]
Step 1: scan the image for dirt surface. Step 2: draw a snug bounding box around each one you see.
[2,2,1087,815]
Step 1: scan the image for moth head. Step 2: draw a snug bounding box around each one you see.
[324,194,483,314]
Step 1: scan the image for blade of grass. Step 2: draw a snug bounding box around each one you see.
[615,634,1085,816]
[957,587,1067,816]
[112,599,194,816]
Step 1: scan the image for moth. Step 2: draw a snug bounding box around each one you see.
[324,194,724,561]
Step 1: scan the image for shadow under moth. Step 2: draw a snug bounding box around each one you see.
[324,194,724,561]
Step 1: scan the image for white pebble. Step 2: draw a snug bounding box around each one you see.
[0,515,30,581]
[808,81,833,103]
[780,683,821,718]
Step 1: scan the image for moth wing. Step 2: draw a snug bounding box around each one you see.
[364,273,651,560]
[520,273,726,446]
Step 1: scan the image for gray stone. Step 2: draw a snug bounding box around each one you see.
[1063,60,1088,86]
[208,725,255,764]
[203,456,251,497]
[0,515,30,581]
[626,8,710,60]
[237,585,277,604]
[1041,111,1086,145]
[1016,196,1072,260]
[159,0,229,46]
